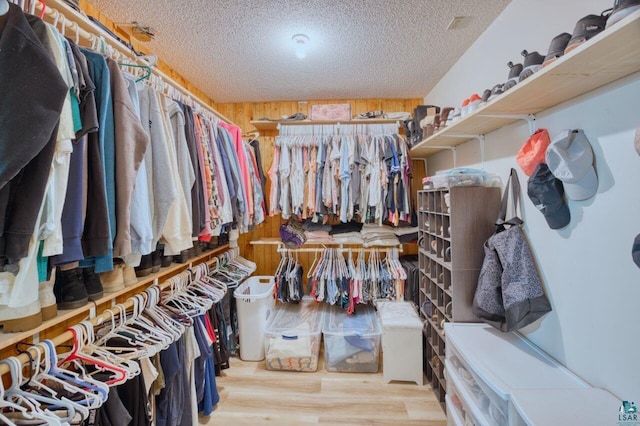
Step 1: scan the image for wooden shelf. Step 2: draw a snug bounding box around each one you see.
[250,118,401,131]
[0,245,230,352]
[411,9,640,157]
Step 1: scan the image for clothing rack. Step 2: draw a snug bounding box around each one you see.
[278,122,400,137]
[0,249,239,376]
[20,0,235,125]
[276,244,403,254]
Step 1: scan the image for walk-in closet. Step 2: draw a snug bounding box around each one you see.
[1,0,639,424]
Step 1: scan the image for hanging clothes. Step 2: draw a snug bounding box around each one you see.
[270,126,414,226]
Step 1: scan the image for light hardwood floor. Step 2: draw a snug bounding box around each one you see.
[199,350,447,425]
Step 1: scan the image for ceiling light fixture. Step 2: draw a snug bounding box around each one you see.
[292,34,310,59]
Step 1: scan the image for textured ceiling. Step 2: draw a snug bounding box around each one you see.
[89,0,511,103]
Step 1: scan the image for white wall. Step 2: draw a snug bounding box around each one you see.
[424,0,640,400]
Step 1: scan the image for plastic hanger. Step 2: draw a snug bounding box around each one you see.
[94,302,161,357]
[144,287,185,341]
[36,340,107,406]
[119,62,152,83]
[26,345,92,421]
[57,325,128,386]
[77,321,141,379]
[0,358,67,425]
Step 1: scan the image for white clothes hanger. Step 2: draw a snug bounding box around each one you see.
[0,358,66,425]
[35,340,107,408]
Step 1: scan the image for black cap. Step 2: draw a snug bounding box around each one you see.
[633,234,640,268]
[527,163,571,230]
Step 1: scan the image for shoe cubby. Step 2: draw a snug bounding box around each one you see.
[417,186,501,408]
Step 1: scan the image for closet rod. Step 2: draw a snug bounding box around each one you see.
[277,246,403,254]
[0,248,228,377]
[34,0,235,125]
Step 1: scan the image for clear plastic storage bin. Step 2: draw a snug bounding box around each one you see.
[322,305,381,373]
[264,299,323,372]
[431,168,495,189]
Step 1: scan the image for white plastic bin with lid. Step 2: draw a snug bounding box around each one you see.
[264,298,323,372]
[322,305,382,373]
[376,301,424,385]
[444,323,590,426]
[233,276,275,361]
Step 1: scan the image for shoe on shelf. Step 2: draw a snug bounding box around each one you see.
[489,83,505,100]
[439,107,453,129]
[39,271,58,321]
[82,266,104,301]
[420,115,435,139]
[100,261,125,292]
[466,93,482,114]
[481,89,492,104]
[151,249,162,273]
[565,12,610,54]
[54,267,88,310]
[503,61,523,91]
[606,0,640,27]
[161,254,173,268]
[193,240,204,256]
[518,50,546,82]
[448,107,461,125]
[542,32,572,67]
[135,254,153,277]
[123,265,138,287]
[460,98,470,118]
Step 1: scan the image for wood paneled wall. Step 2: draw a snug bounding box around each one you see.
[213,99,426,276]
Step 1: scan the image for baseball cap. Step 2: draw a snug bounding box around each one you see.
[546,129,598,201]
[527,163,570,230]
[516,129,551,176]
[633,234,640,268]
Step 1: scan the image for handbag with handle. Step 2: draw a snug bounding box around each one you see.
[473,168,552,332]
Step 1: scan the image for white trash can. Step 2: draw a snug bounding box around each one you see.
[233,276,275,361]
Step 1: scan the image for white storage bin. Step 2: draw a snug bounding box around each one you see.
[446,359,495,426]
[322,305,381,373]
[509,388,621,426]
[445,323,590,426]
[447,342,509,424]
[264,299,323,372]
[233,276,275,361]
[376,301,423,385]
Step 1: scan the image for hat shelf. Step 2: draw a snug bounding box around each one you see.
[411,8,640,157]
[417,185,500,409]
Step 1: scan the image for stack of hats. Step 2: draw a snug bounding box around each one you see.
[517,129,598,230]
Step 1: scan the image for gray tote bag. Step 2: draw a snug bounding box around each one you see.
[473,169,552,332]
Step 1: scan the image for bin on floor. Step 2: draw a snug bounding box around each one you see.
[233,276,275,361]
[264,298,323,372]
[322,305,382,373]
